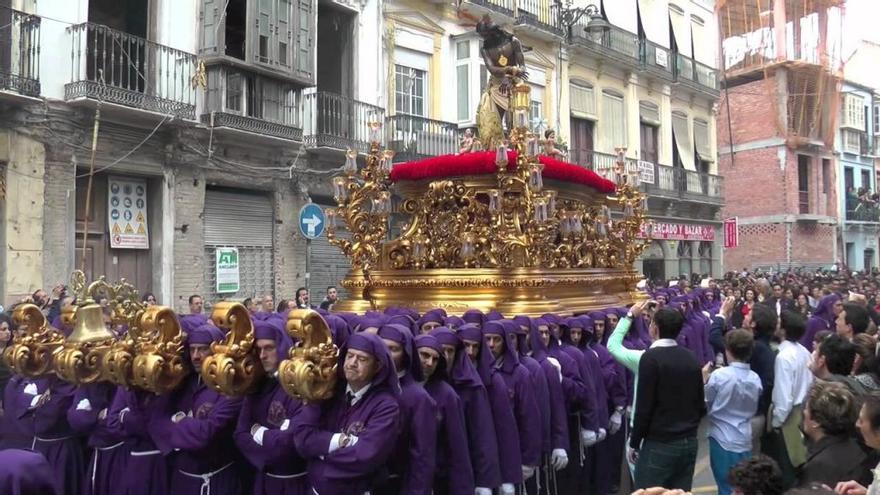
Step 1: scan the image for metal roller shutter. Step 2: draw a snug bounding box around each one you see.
[203,189,275,304]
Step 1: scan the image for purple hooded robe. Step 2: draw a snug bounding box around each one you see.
[415,334,475,495]
[802,294,840,351]
[67,381,128,495]
[375,324,437,495]
[458,323,524,486]
[292,332,401,495]
[105,386,169,495]
[432,327,502,490]
[148,323,244,495]
[0,448,59,495]
[234,319,307,495]
[482,321,542,469]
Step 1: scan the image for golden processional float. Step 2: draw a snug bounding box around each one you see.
[3,268,332,400]
[326,83,651,317]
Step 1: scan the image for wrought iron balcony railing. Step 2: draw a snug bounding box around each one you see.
[65,23,198,119]
[0,9,40,97]
[301,91,385,154]
[462,0,516,16]
[673,52,719,93]
[571,21,641,63]
[646,163,724,205]
[386,114,458,162]
[639,39,674,80]
[515,0,563,36]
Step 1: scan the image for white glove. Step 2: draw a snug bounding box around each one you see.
[171,411,187,423]
[76,399,93,411]
[609,410,623,435]
[580,428,598,447]
[500,483,515,495]
[23,383,37,395]
[475,488,493,495]
[551,448,569,470]
[522,465,536,480]
[598,428,607,442]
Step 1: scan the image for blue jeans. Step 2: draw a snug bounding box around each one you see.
[633,436,698,490]
[709,437,751,495]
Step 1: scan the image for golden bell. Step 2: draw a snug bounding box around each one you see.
[67,303,114,343]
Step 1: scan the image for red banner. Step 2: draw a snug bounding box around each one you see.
[638,222,715,241]
[723,217,738,248]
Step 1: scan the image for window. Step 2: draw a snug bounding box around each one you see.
[530,84,544,128]
[395,65,427,117]
[226,72,242,111]
[845,167,855,192]
[456,41,470,122]
[601,90,626,150]
[862,169,871,190]
[671,111,694,170]
[843,129,862,154]
[874,103,879,135]
[798,155,810,214]
[570,117,595,167]
[571,81,596,117]
[255,0,294,67]
[694,119,711,160]
[222,70,295,125]
[843,94,866,130]
[640,123,658,163]
[822,159,831,195]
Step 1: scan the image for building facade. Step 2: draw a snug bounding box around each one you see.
[717,0,844,272]
[0,0,722,310]
[837,82,879,272]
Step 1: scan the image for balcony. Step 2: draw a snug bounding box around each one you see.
[301,91,385,154]
[66,23,198,119]
[645,163,724,205]
[639,40,674,82]
[514,0,563,40]
[201,66,302,142]
[461,0,516,17]
[570,21,641,70]
[0,10,40,97]
[386,114,458,163]
[846,195,880,223]
[673,52,720,96]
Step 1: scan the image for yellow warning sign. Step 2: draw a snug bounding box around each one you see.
[136,212,145,223]
[137,223,146,234]
[112,224,121,234]
[124,223,135,234]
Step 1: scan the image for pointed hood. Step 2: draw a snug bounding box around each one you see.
[377,323,423,381]
[431,326,483,389]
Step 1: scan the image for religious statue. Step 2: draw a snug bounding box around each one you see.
[542,129,566,159]
[458,128,482,154]
[475,16,528,148]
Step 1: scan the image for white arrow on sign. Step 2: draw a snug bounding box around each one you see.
[303,214,322,236]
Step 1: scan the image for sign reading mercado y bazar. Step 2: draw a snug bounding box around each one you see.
[215,248,240,293]
[108,176,149,249]
[638,222,715,241]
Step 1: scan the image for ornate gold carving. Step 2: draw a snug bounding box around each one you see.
[129,306,187,394]
[201,302,262,396]
[279,309,339,403]
[3,304,64,377]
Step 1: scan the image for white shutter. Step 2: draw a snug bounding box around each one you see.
[638,0,670,48]
[570,82,596,118]
[640,101,660,125]
[602,0,638,35]
[693,119,710,159]
[601,90,626,150]
[691,15,714,67]
[669,4,692,57]
[672,111,695,171]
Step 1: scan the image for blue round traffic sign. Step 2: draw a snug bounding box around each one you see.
[298,203,325,240]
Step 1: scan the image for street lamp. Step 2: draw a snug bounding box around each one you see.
[554,1,610,40]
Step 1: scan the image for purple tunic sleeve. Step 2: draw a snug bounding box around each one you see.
[67,386,101,436]
[488,373,523,484]
[459,386,502,489]
[442,389,475,494]
[595,346,627,410]
[234,393,300,470]
[401,390,437,495]
[512,367,541,467]
[542,361,569,451]
[570,350,599,431]
[291,403,334,459]
[33,380,76,436]
[105,388,144,438]
[150,395,243,453]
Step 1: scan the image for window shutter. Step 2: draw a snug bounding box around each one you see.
[639,101,660,125]
[201,0,223,56]
[570,83,595,117]
[255,0,273,65]
[672,111,696,171]
[693,119,711,159]
[277,0,292,68]
[294,0,316,82]
[602,90,626,150]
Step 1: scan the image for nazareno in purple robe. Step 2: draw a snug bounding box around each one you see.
[12,375,86,495]
[526,319,570,453]
[802,294,840,351]
[234,319,308,495]
[1,374,38,450]
[482,321,542,469]
[458,323,524,486]
[0,448,59,495]
[105,387,170,495]
[375,323,437,495]
[292,332,402,495]
[67,382,129,495]
[148,323,244,495]
[431,327,502,490]
[506,318,551,457]
[415,334,476,495]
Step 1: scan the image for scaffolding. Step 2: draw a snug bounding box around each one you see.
[717,0,846,148]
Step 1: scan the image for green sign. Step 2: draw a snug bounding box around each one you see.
[216,248,240,293]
